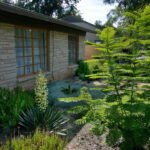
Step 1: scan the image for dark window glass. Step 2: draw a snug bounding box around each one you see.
[68,35,78,64]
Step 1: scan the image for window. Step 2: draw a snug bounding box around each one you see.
[15,27,48,77]
[68,35,78,64]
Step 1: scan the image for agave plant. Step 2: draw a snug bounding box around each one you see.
[19,106,68,135]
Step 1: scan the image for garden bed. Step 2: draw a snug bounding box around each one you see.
[47,77,105,142]
[0,77,105,149]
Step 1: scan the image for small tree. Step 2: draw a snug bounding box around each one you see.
[59,5,150,150]
[35,71,48,112]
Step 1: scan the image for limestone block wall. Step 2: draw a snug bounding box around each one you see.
[0,23,17,88]
[0,23,85,88]
[52,31,69,78]
[50,31,85,80]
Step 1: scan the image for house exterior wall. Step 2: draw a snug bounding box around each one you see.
[49,31,85,80]
[0,23,17,88]
[0,23,85,88]
[85,45,100,60]
[86,32,99,43]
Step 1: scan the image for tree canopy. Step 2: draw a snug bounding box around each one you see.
[103,0,150,11]
[14,0,81,18]
[104,0,150,26]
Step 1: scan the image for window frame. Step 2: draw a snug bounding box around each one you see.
[15,25,49,78]
[68,34,79,65]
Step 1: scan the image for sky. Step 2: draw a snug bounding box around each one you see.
[77,0,116,25]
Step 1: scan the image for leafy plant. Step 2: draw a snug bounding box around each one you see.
[19,106,67,135]
[0,130,66,150]
[19,72,68,135]
[0,88,34,128]
[59,5,150,150]
[61,84,77,95]
[76,59,101,81]
[35,71,48,112]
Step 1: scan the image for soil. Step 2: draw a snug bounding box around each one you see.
[65,124,119,150]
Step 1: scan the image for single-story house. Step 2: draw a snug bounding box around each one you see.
[62,16,102,60]
[0,3,94,88]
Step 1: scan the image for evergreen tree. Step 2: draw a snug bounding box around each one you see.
[60,5,150,149]
[104,0,150,27]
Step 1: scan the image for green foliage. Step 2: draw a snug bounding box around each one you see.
[95,20,105,29]
[19,106,67,135]
[59,5,150,150]
[35,71,48,112]
[103,0,150,11]
[15,0,80,18]
[0,130,66,150]
[76,60,101,81]
[19,72,68,135]
[61,84,77,95]
[0,0,13,4]
[0,88,34,128]
[104,0,150,27]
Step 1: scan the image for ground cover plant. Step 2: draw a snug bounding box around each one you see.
[60,5,150,150]
[0,130,66,150]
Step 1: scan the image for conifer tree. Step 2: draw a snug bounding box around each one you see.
[60,5,150,149]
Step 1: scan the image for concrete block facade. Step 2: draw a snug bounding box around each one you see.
[0,23,17,88]
[0,23,85,88]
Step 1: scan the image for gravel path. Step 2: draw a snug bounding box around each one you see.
[65,124,116,150]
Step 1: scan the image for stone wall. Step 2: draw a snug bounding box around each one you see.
[0,23,85,88]
[0,23,17,88]
[50,31,85,80]
[52,31,69,79]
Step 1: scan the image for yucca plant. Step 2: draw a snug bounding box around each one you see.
[59,5,150,150]
[19,71,68,135]
[19,106,67,135]
[35,70,48,112]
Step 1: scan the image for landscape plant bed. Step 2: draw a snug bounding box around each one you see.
[47,78,105,142]
[48,78,104,109]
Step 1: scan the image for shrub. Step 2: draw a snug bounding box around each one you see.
[76,60,101,80]
[76,60,90,76]
[85,59,101,74]
[19,106,67,135]
[0,130,66,150]
[35,71,48,112]
[0,88,34,128]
